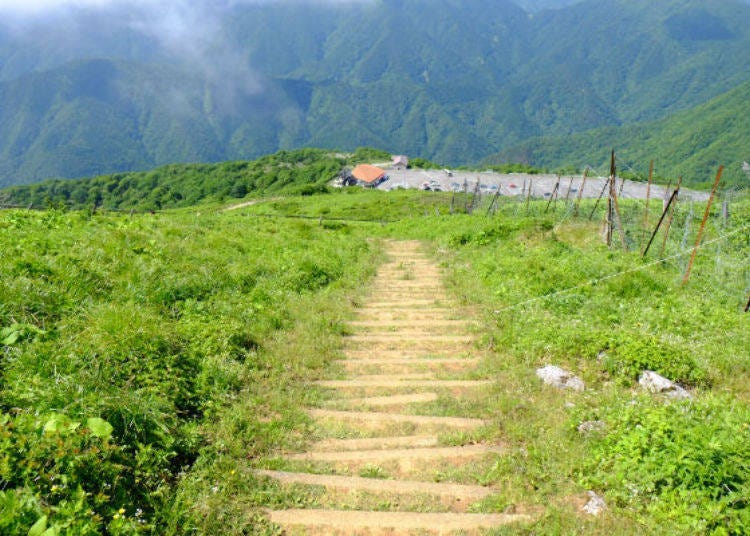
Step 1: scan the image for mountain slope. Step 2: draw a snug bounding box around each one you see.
[2,0,750,184]
[488,79,750,187]
[0,59,315,187]
[1,148,349,210]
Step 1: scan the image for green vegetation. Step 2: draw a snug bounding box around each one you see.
[489,79,750,188]
[1,149,345,211]
[0,205,378,534]
[241,188,750,533]
[3,1,750,184]
[0,148,553,212]
[1,180,748,534]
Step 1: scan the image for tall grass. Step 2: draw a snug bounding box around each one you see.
[0,207,378,534]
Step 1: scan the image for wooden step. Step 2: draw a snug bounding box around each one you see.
[331,392,440,407]
[353,312,463,322]
[287,444,505,464]
[348,319,467,328]
[362,301,448,308]
[347,334,473,343]
[256,470,496,501]
[345,342,474,354]
[316,379,491,389]
[341,359,479,375]
[342,358,479,366]
[308,409,485,429]
[266,509,534,533]
[344,349,471,359]
[344,374,439,382]
[308,435,439,452]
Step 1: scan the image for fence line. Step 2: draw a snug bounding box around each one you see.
[491,221,750,314]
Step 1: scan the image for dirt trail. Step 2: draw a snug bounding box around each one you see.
[259,240,536,534]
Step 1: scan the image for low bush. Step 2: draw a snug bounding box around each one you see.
[600,333,709,387]
[578,396,750,534]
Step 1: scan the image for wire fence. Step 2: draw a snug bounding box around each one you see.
[458,181,750,311]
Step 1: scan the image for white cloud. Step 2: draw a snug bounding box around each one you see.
[0,0,122,15]
[0,0,371,112]
[0,0,370,15]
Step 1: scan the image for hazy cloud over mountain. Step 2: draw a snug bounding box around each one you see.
[0,0,371,15]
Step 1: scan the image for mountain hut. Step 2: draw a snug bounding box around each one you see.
[391,155,409,170]
[351,164,387,187]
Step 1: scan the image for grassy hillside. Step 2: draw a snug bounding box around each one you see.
[3,188,748,534]
[242,189,750,534]
[488,79,750,188]
[3,0,750,183]
[1,187,749,533]
[0,59,315,188]
[0,201,380,535]
[0,148,379,211]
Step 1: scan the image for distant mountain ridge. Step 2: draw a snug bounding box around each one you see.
[1,0,750,185]
[487,78,750,187]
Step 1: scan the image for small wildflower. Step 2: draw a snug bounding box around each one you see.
[118,508,126,515]
[230,470,236,476]
[113,514,120,520]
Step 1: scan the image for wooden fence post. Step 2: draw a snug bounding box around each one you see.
[640,160,654,253]
[486,188,500,217]
[545,179,560,214]
[606,172,614,246]
[468,180,480,214]
[589,177,609,221]
[658,177,683,258]
[463,179,469,213]
[564,175,575,204]
[643,181,681,257]
[605,150,626,249]
[661,178,673,213]
[525,179,532,215]
[682,166,724,286]
[553,175,561,213]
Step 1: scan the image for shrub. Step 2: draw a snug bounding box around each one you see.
[579,396,750,534]
[600,333,709,387]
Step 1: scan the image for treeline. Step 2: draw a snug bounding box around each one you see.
[1,148,350,211]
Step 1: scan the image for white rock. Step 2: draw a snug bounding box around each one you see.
[638,370,692,400]
[536,365,585,391]
[582,491,607,516]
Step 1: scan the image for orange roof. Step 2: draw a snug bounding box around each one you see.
[352,164,386,183]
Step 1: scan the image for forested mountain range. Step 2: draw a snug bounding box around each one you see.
[488,78,750,187]
[1,0,749,186]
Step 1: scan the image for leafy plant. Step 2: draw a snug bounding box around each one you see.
[578,396,750,534]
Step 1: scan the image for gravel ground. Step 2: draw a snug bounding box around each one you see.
[376,169,709,201]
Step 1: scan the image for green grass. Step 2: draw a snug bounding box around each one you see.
[242,188,750,533]
[1,186,749,534]
[0,205,379,534]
